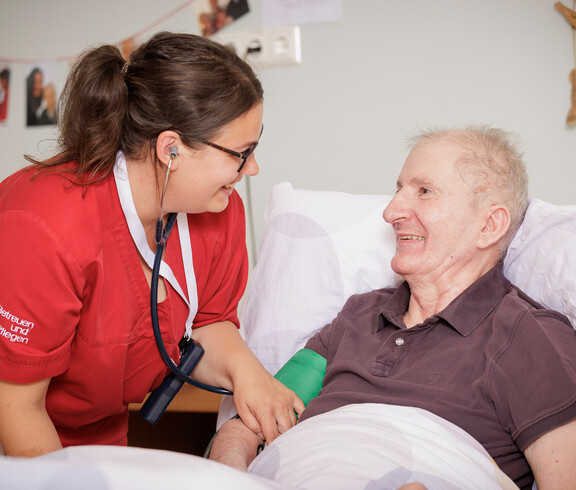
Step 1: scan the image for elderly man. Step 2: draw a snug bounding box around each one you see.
[210,127,576,490]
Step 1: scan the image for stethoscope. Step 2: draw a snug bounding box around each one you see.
[150,210,231,395]
[150,146,232,395]
[139,147,232,424]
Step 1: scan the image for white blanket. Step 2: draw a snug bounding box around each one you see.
[0,404,518,489]
[249,404,519,490]
[0,444,288,490]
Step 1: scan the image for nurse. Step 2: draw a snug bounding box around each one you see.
[0,32,304,457]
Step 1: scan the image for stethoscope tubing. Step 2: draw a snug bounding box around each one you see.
[150,212,232,395]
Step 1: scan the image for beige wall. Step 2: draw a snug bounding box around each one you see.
[1,0,575,261]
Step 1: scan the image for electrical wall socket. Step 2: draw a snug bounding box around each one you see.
[215,26,301,68]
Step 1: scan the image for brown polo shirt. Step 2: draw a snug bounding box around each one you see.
[303,263,576,490]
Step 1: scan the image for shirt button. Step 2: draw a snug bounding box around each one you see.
[395,338,405,346]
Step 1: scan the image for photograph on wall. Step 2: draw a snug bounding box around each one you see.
[25,62,61,127]
[0,66,10,123]
[194,0,250,38]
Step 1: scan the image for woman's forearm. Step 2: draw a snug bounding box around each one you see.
[0,378,62,457]
[190,321,261,390]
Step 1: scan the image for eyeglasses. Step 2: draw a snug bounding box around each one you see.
[202,126,263,173]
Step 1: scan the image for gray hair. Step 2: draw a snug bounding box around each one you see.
[409,126,529,254]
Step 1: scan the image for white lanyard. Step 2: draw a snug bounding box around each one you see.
[113,152,198,338]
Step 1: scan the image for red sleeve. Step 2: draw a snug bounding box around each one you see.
[0,211,83,382]
[191,191,249,329]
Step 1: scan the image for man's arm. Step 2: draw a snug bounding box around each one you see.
[209,417,264,471]
[524,418,576,490]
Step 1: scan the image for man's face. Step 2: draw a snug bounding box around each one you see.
[383,140,485,284]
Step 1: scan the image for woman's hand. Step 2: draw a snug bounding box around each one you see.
[232,366,304,443]
[191,321,304,443]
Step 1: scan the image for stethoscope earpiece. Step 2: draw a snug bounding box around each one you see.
[156,147,178,245]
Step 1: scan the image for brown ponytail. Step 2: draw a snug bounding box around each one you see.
[28,32,263,184]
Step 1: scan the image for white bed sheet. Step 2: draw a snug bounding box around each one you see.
[249,403,519,490]
[0,405,519,490]
[0,445,291,490]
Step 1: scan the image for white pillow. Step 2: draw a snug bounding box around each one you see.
[240,183,400,376]
[241,183,576,379]
[503,198,576,328]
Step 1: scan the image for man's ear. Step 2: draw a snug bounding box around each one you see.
[477,205,510,249]
[155,131,183,170]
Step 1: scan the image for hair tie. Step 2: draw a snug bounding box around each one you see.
[121,60,130,75]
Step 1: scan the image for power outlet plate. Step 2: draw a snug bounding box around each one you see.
[215,26,301,68]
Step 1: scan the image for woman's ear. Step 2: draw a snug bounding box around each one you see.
[155,131,183,170]
[477,205,510,249]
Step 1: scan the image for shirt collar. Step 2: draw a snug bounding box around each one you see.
[378,262,510,336]
[438,262,510,336]
[379,282,411,330]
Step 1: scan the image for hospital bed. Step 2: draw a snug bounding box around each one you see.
[1,182,575,489]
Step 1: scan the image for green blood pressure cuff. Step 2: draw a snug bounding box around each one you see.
[204,348,326,458]
[273,348,327,407]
